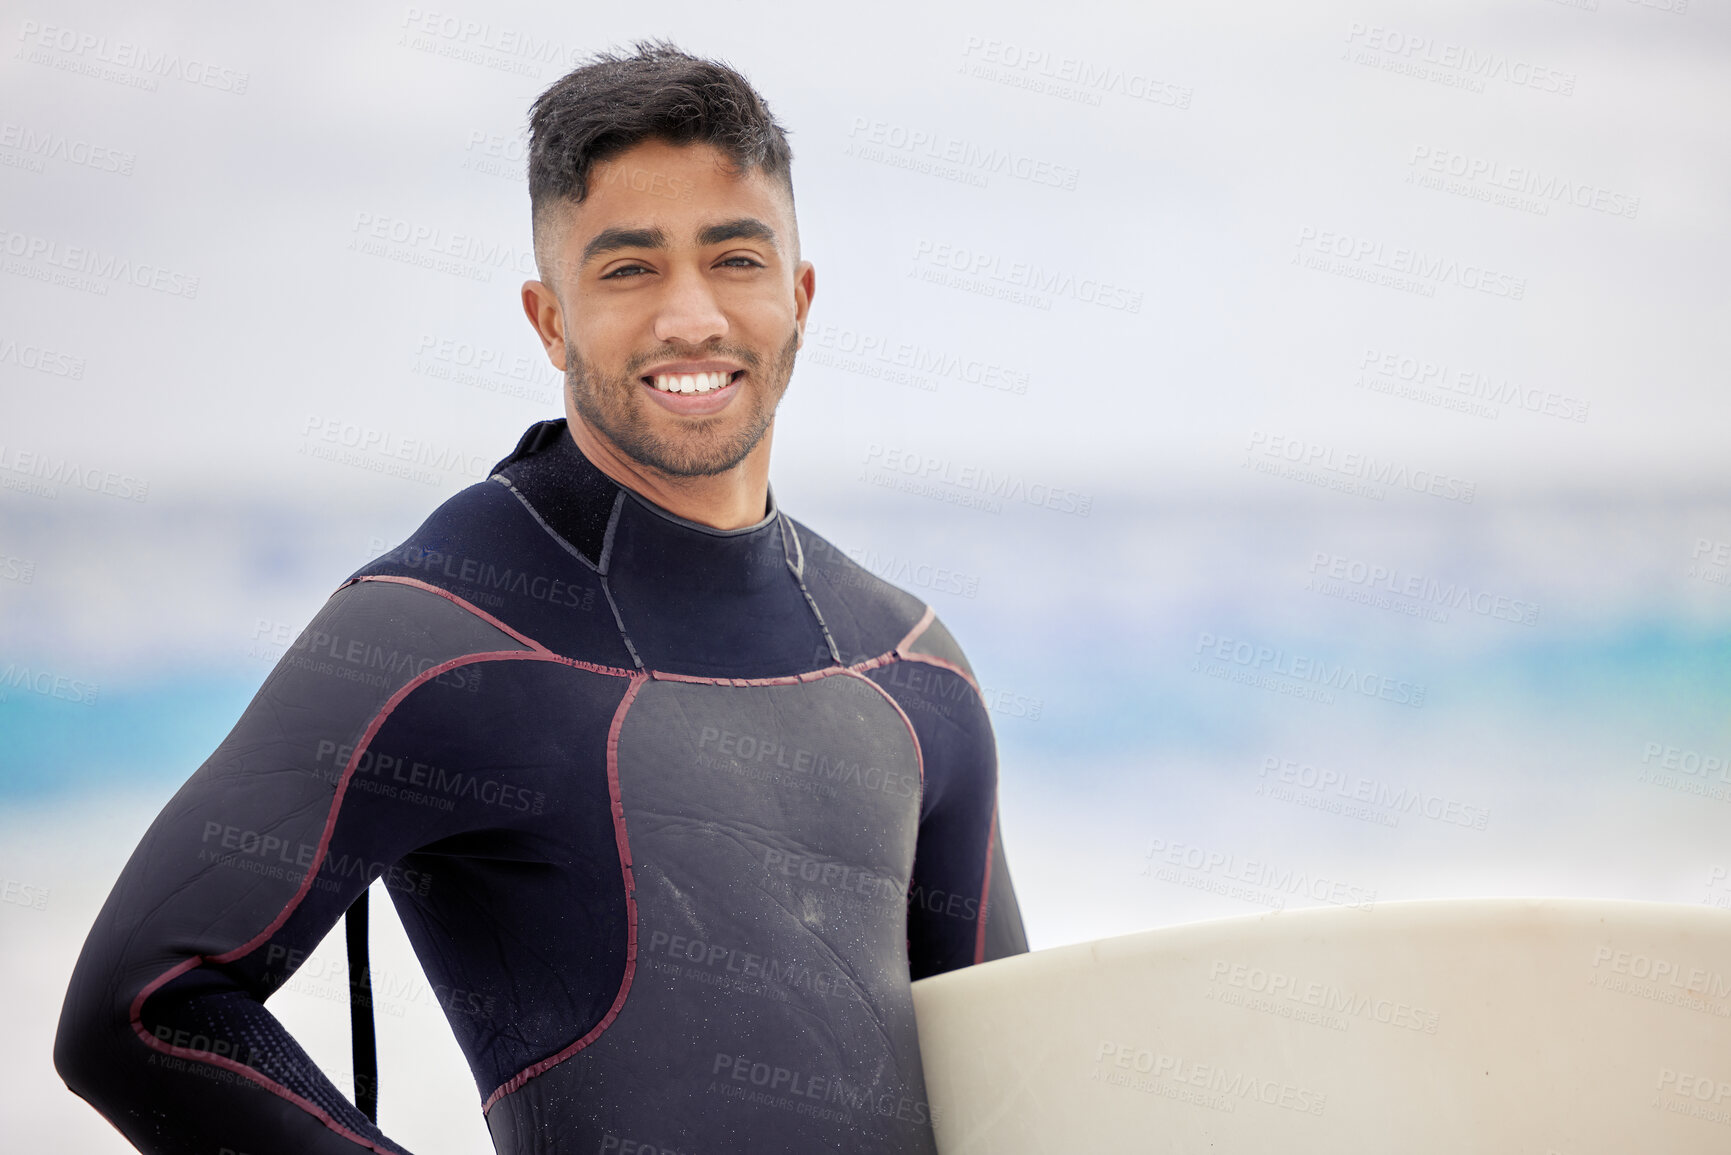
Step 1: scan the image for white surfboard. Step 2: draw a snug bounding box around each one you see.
[911,899,1731,1153]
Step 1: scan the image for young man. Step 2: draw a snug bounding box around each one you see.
[54,42,1026,1154]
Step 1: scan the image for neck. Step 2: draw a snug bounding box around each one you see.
[563,414,774,531]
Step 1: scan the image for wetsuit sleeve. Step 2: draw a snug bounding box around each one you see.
[53,578,533,1155]
[869,612,1030,980]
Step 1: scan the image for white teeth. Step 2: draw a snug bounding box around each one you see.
[652,371,731,394]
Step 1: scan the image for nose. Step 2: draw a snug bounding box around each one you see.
[652,265,728,348]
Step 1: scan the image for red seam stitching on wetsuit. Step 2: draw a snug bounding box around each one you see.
[353,573,942,687]
[350,576,540,656]
[890,606,993,963]
[974,803,997,966]
[123,1011,411,1155]
[895,605,936,654]
[127,649,566,1152]
[351,576,640,678]
[211,651,559,964]
[897,652,980,697]
[647,625,915,686]
[892,604,982,696]
[483,671,647,1113]
[650,667,837,687]
[345,575,552,653]
[647,644,911,688]
[643,662,928,788]
[841,668,925,786]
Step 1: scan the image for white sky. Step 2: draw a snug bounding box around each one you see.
[0,0,1726,510]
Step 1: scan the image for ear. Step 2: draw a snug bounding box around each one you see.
[521,279,568,371]
[792,260,816,349]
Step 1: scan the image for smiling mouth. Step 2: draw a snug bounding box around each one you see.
[642,370,746,395]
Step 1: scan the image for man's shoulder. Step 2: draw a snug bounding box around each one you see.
[345,477,523,581]
[346,474,606,606]
[788,517,974,679]
[336,476,632,666]
[262,562,532,709]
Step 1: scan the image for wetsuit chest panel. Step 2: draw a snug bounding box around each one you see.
[485,674,939,1155]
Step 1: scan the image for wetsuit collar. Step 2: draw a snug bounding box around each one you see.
[490,419,782,569]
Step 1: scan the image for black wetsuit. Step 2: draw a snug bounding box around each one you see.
[53,419,1028,1155]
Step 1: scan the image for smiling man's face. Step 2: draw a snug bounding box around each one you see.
[524,138,815,481]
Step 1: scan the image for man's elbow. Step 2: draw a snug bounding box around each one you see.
[52,971,134,1109]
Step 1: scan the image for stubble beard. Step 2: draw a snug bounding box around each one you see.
[564,328,800,479]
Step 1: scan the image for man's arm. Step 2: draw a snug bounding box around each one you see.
[867,611,1029,979]
[53,578,530,1154]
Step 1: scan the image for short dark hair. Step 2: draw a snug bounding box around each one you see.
[527,40,795,271]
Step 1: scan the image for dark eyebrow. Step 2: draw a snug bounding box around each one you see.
[580,218,780,269]
[581,225,668,267]
[698,217,779,251]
